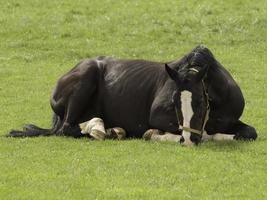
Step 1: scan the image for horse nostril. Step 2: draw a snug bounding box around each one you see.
[180,137,185,144]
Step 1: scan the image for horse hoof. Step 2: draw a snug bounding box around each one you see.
[106,127,126,140]
[234,132,257,141]
[90,130,105,140]
[233,126,257,141]
[142,129,161,140]
[113,128,126,140]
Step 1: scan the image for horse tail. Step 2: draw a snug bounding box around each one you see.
[7,113,62,138]
[8,126,52,137]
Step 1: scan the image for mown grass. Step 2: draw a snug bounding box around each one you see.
[0,0,266,199]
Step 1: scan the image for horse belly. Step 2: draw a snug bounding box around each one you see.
[100,59,163,137]
[101,91,152,138]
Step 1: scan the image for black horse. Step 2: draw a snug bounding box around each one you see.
[9,46,257,146]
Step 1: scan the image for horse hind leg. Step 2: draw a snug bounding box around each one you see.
[58,63,100,137]
[79,118,127,140]
[79,118,106,140]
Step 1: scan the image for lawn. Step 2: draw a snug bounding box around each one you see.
[0,0,266,199]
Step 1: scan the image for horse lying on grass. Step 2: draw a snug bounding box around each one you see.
[8,46,257,146]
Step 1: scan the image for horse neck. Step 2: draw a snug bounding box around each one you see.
[206,61,235,86]
[205,61,239,106]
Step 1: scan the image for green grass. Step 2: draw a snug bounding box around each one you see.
[0,0,266,199]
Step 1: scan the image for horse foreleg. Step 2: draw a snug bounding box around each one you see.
[203,120,257,142]
[143,129,181,142]
[202,131,235,141]
[230,120,257,140]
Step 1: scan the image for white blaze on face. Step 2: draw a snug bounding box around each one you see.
[180,90,194,146]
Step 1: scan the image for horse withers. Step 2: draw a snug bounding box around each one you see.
[8,46,257,146]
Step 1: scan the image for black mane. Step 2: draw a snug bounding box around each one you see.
[169,45,217,71]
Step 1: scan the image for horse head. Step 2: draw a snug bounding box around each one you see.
[165,46,212,146]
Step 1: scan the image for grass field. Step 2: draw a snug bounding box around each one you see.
[0,0,267,199]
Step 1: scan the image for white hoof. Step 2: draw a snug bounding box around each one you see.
[79,118,106,140]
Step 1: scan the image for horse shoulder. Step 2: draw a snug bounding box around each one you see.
[150,80,176,120]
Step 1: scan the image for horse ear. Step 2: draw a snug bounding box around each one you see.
[195,65,209,82]
[165,64,180,81]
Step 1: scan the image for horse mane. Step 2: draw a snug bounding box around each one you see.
[168,45,218,70]
[169,45,228,77]
[191,45,216,66]
[167,46,234,94]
